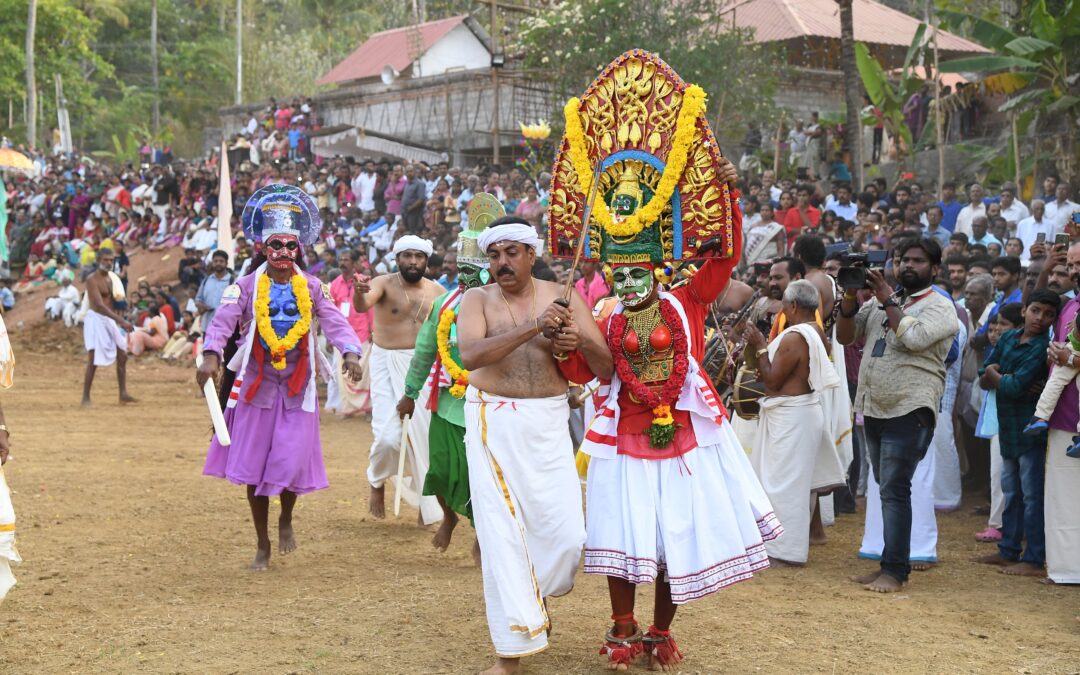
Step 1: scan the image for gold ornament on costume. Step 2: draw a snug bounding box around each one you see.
[548,49,740,266]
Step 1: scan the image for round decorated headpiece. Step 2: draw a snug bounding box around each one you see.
[459,192,504,268]
[548,50,740,268]
[241,184,322,246]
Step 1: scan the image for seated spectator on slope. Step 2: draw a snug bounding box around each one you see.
[128,302,169,356]
[44,275,81,327]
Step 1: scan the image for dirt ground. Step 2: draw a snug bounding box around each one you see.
[2,332,1079,674]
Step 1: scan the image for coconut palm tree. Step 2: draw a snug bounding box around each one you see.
[25,0,36,149]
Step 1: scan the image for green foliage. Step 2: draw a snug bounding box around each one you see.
[516,0,786,143]
[0,0,112,140]
[939,0,1080,180]
[855,25,927,160]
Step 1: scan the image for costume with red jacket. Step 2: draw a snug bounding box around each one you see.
[551,50,782,668]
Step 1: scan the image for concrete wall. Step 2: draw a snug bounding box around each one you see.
[415,23,491,78]
[774,68,845,121]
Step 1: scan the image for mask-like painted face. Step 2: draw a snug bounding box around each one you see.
[458,263,490,290]
[612,265,655,309]
[265,233,300,270]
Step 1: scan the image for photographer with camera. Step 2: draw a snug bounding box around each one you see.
[837,238,959,593]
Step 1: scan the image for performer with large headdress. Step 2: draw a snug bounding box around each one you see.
[396,194,500,557]
[551,50,783,670]
[196,184,364,571]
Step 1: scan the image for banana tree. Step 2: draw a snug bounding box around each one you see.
[938,0,1080,182]
[855,23,928,168]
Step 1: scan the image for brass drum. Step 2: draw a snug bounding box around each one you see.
[731,367,766,420]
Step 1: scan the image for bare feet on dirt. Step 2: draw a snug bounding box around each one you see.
[250,543,270,571]
[480,657,519,674]
[368,485,385,519]
[1001,562,1045,577]
[279,519,297,555]
[973,553,1012,566]
[850,570,880,585]
[432,511,458,552]
[864,574,903,593]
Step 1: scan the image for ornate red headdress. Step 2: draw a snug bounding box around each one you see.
[548,49,741,269]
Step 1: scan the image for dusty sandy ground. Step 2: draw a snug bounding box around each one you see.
[1,333,1079,674]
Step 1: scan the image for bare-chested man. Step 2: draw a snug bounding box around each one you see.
[791,234,855,544]
[457,218,612,675]
[352,235,446,523]
[81,247,135,406]
[744,279,846,566]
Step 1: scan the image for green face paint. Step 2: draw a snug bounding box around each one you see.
[458,263,489,289]
[612,265,654,309]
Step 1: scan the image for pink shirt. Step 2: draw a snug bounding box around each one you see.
[329,275,373,344]
[574,273,610,311]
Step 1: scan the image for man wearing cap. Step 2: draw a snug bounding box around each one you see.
[352,234,446,523]
[456,216,612,673]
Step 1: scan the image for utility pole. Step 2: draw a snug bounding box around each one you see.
[490,0,500,166]
[235,0,243,105]
[25,0,37,149]
[151,0,160,139]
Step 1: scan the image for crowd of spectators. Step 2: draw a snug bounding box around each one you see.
[2,139,563,363]
[732,167,1080,576]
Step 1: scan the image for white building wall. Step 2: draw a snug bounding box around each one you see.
[414,23,491,78]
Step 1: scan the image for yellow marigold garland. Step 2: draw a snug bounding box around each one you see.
[437,307,469,398]
[562,84,706,239]
[255,272,313,370]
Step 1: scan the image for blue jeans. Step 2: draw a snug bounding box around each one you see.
[864,409,935,583]
[998,449,1046,565]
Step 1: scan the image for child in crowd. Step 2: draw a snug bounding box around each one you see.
[1023,310,1080,458]
[977,290,1061,576]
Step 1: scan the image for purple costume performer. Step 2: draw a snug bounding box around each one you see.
[201,185,362,496]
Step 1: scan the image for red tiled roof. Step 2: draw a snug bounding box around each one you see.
[318,15,471,86]
[721,0,988,53]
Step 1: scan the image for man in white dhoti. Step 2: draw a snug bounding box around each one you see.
[932,319,966,511]
[80,247,135,407]
[793,235,854,541]
[747,280,845,565]
[351,235,446,523]
[457,219,611,674]
[45,276,80,327]
[1041,242,1080,584]
[0,398,16,602]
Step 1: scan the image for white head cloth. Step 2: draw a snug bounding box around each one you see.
[478,222,542,254]
[392,234,434,257]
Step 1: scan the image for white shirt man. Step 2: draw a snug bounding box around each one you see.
[999,189,1030,225]
[955,183,988,238]
[351,167,377,213]
[824,189,858,221]
[1015,200,1055,263]
[1044,186,1080,233]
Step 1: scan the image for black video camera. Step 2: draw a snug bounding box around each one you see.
[836,249,889,290]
